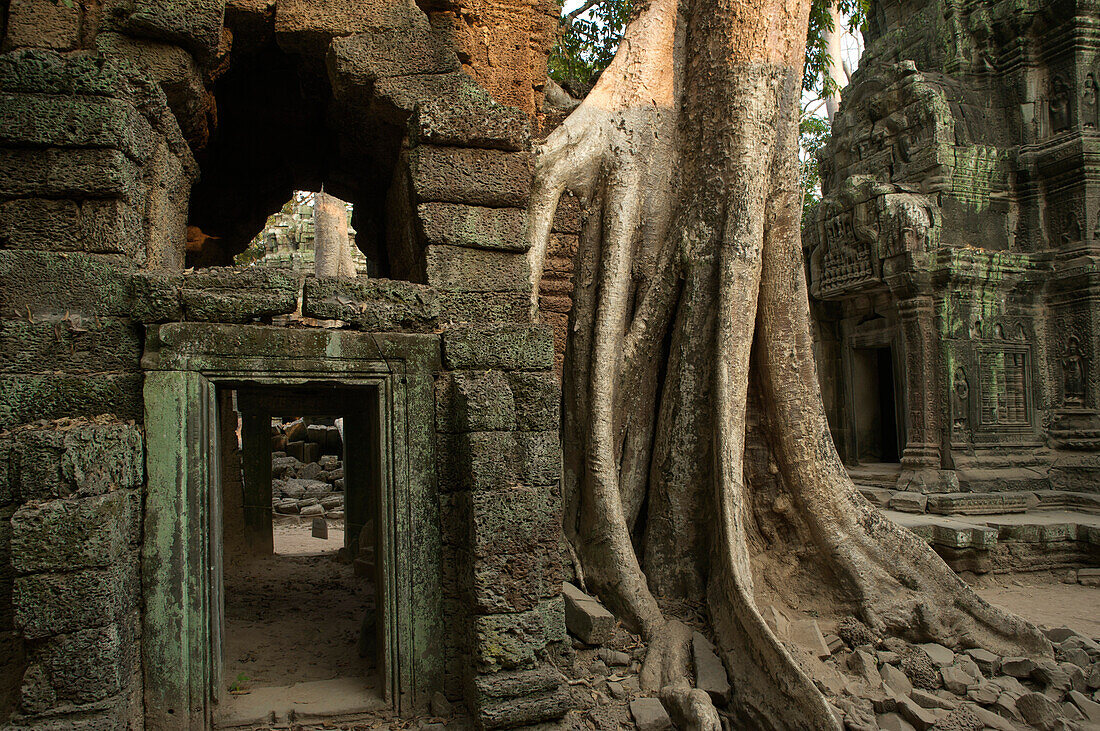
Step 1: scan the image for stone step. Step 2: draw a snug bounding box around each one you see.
[926,492,1029,516]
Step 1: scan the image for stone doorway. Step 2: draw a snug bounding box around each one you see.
[214,385,384,726]
[141,324,443,729]
[851,346,902,464]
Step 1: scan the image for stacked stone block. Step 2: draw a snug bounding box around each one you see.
[386,91,536,326]
[0,49,199,430]
[0,418,144,728]
[436,324,569,729]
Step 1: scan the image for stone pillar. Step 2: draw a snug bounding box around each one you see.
[314,191,356,279]
[438,324,570,728]
[895,296,958,492]
[240,410,273,555]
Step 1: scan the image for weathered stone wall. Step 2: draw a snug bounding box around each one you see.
[806,0,1100,493]
[436,325,570,727]
[0,418,145,728]
[0,1,570,724]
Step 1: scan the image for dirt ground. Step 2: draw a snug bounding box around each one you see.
[222,520,376,692]
[969,569,1100,639]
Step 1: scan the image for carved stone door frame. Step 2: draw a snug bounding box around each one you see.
[141,324,442,728]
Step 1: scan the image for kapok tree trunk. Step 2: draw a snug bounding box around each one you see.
[526,0,1052,726]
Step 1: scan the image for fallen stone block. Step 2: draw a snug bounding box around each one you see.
[1000,656,1035,678]
[895,694,940,730]
[561,582,615,645]
[629,697,672,731]
[849,650,882,686]
[910,687,955,710]
[875,711,916,731]
[889,492,928,513]
[882,664,913,696]
[1079,568,1100,587]
[966,680,999,705]
[917,643,955,668]
[692,631,730,706]
[1015,691,1060,730]
[790,618,831,659]
[941,665,973,695]
[1068,689,1100,724]
[964,648,1000,676]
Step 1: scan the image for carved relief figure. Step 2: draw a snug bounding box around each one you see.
[1050,75,1071,133]
[1063,337,1086,406]
[952,367,970,430]
[1084,74,1098,128]
[1062,211,1082,245]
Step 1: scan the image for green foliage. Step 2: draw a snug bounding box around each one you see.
[548,0,635,85]
[799,114,831,224]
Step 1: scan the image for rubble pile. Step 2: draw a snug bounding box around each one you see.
[269,418,346,519]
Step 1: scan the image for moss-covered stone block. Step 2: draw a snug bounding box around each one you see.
[19,615,138,715]
[0,92,156,162]
[409,146,531,207]
[507,373,560,431]
[0,373,143,430]
[419,203,528,252]
[0,251,134,319]
[328,23,458,85]
[13,562,138,639]
[11,490,138,573]
[424,244,530,293]
[0,147,143,200]
[466,485,560,556]
[301,276,439,330]
[516,430,560,486]
[453,431,519,491]
[469,545,563,614]
[2,0,80,51]
[438,371,516,433]
[0,199,80,252]
[128,271,181,322]
[443,324,554,371]
[0,318,142,375]
[413,94,531,151]
[179,267,298,322]
[0,197,144,258]
[4,419,143,501]
[436,291,530,326]
[472,597,565,671]
[0,49,126,97]
[114,0,226,62]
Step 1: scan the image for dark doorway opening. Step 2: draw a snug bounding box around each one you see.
[851,347,900,464]
[214,385,385,726]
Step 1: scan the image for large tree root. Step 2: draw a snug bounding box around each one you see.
[752,91,1052,660]
[528,0,1051,726]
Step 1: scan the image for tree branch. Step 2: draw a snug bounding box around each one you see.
[563,0,602,25]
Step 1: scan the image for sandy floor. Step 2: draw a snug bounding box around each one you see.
[222,520,376,693]
[970,570,1100,638]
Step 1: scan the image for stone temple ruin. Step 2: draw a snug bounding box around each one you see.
[806,0,1100,498]
[0,0,1098,728]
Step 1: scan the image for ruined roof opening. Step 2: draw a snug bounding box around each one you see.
[185,36,406,274]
